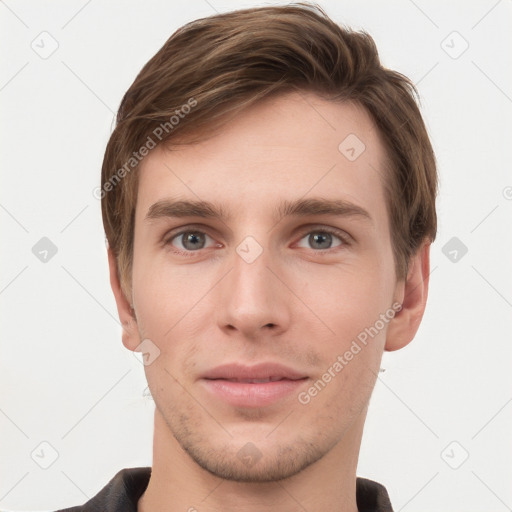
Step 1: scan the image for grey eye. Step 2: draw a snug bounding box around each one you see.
[172,231,211,251]
[297,231,343,250]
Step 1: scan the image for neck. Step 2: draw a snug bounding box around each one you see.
[138,409,365,512]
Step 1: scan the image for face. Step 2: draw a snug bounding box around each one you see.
[127,91,405,482]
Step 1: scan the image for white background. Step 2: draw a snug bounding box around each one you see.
[1,1,511,511]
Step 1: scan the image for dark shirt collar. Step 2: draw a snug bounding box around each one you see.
[56,466,393,511]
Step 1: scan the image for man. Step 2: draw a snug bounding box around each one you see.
[57,3,437,511]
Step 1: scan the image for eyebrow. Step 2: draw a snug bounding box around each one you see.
[145,197,372,224]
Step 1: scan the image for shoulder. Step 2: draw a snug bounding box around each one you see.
[54,467,151,512]
[356,476,394,512]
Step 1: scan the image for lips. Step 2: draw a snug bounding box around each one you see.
[201,363,308,407]
[222,377,285,383]
[202,362,306,381]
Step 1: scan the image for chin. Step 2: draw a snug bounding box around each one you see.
[181,437,325,483]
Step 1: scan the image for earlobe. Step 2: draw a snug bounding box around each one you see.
[385,241,431,352]
[107,247,141,351]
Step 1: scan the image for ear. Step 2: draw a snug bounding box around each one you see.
[385,241,431,351]
[107,245,141,351]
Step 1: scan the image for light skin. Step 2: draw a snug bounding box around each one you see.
[108,91,430,512]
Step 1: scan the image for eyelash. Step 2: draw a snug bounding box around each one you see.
[163,225,351,258]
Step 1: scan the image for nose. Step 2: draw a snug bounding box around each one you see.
[215,243,291,340]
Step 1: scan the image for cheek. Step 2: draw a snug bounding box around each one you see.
[131,262,219,389]
[132,258,209,338]
[296,260,393,337]
[290,261,394,405]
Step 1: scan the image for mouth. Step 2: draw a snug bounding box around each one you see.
[201,363,308,407]
[218,377,293,383]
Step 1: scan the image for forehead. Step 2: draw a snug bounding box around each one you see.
[136,91,390,224]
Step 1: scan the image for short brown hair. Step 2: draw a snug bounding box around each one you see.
[101,2,437,300]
